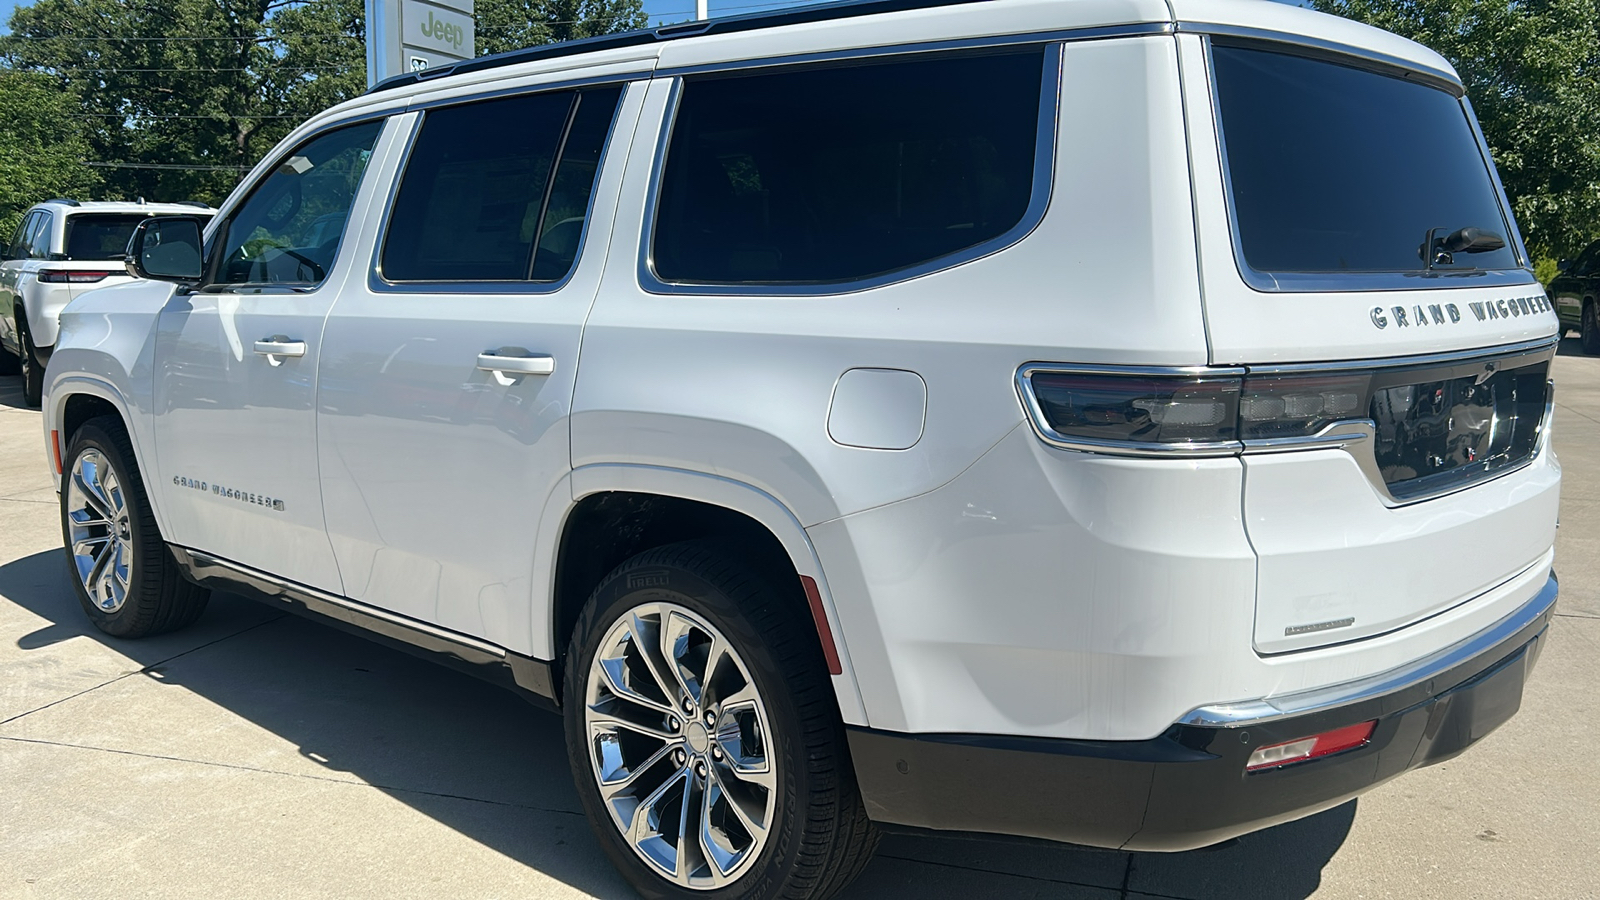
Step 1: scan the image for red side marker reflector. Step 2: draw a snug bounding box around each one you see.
[799,575,843,676]
[50,430,63,475]
[1246,720,1376,772]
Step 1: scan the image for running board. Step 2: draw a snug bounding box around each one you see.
[167,545,559,709]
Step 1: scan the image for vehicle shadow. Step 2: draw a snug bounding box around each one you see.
[0,374,28,410]
[1557,334,1591,357]
[0,548,1352,900]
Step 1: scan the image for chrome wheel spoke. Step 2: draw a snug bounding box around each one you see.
[586,601,776,890]
[65,449,135,615]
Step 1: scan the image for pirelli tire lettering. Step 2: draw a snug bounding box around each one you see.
[172,475,284,512]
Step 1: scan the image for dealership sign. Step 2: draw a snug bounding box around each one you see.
[366,0,475,87]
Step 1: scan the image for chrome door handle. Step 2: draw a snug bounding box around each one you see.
[254,337,306,366]
[476,351,555,377]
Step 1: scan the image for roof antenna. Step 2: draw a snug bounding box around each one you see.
[137,196,146,204]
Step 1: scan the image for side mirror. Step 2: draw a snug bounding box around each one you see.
[1557,259,1571,273]
[126,216,204,283]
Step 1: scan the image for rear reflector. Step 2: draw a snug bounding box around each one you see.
[50,430,63,474]
[1246,721,1375,772]
[38,269,114,284]
[799,575,843,676]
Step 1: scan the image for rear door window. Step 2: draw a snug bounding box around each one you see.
[24,212,52,259]
[8,212,38,260]
[650,49,1047,286]
[1212,44,1519,279]
[381,85,623,283]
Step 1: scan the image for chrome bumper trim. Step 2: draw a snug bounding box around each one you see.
[1179,570,1558,727]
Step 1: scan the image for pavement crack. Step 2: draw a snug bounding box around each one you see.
[1555,401,1600,428]
[0,734,586,818]
[1555,612,1600,620]
[0,614,286,727]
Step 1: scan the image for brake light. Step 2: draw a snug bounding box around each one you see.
[1022,367,1377,449]
[38,270,114,284]
[1246,721,1376,772]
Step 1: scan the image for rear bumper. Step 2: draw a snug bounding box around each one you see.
[848,573,1556,851]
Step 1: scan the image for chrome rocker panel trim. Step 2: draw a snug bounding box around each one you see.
[168,545,559,706]
[1180,569,1558,727]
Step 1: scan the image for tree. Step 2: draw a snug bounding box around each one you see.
[476,0,647,56]
[0,0,644,207]
[0,70,100,238]
[1311,0,1600,268]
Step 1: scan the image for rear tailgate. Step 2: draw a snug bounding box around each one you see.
[1177,29,1561,653]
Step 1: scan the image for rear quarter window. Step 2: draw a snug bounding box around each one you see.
[650,48,1047,286]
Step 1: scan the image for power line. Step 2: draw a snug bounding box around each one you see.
[85,161,251,171]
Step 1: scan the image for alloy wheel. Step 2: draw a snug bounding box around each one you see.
[65,448,135,613]
[584,601,777,890]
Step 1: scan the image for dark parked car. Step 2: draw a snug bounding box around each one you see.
[1552,239,1600,353]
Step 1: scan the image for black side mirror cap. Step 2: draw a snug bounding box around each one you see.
[1557,259,1571,273]
[125,216,204,283]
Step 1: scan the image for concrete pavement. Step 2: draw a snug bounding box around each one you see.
[1,343,1597,900]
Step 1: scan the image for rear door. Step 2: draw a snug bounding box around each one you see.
[1178,35,1560,653]
[0,211,40,353]
[315,82,634,650]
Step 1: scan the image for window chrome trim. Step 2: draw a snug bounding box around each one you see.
[1017,338,1557,504]
[1179,569,1557,727]
[1178,22,1462,93]
[650,23,1170,80]
[1199,36,1538,295]
[366,80,635,296]
[637,40,1065,297]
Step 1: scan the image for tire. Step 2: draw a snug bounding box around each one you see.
[18,318,43,407]
[564,541,878,900]
[1584,301,1600,356]
[61,417,209,638]
[0,331,19,376]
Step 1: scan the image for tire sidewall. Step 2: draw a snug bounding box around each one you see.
[19,321,42,405]
[1585,301,1600,355]
[564,555,810,900]
[61,423,154,636]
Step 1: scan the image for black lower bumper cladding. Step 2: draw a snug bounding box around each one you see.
[848,584,1553,851]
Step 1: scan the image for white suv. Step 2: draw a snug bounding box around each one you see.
[1,199,215,406]
[40,1,1561,896]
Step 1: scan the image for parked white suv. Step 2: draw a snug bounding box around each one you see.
[41,1,1561,896]
[1,199,216,406]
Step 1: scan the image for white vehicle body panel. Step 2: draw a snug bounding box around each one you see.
[38,0,1558,757]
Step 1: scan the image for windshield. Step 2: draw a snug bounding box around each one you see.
[1212,44,1519,278]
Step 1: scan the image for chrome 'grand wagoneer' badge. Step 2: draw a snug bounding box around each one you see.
[1371,293,1553,329]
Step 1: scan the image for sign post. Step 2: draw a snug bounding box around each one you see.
[366,0,476,88]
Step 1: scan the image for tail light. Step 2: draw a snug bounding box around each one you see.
[1020,366,1376,452]
[1246,721,1376,772]
[38,269,115,284]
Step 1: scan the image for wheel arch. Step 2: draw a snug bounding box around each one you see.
[547,464,868,726]
[47,376,172,535]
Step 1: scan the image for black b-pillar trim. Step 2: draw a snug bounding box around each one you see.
[168,544,559,711]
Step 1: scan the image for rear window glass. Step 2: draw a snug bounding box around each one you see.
[382,86,621,283]
[651,49,1045,285]
[1212,45,1519,276]
[63,214,148,260]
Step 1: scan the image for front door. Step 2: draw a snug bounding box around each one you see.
[316,84,634,650]
[152,119,388,593]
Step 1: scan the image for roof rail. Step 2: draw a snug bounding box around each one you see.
[175,200,212,208]
[45,198,80,206]
[367,0,996,95]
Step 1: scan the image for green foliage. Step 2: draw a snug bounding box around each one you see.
[1535,256,1562,285]
[0,70,99,237]
[1311,0,1600,262]
[476,0,647,55]
[0,0,644,208]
